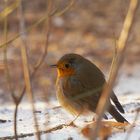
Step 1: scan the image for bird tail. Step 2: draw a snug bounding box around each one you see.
[111,92,124,113]
[108,105,128,123]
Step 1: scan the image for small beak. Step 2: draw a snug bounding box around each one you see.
[49,64,57,68]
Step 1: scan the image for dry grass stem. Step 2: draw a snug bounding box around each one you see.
[10,2,75,139]
[0,0,19,20]
[92,0,138,139]
[54,0,75,16]
[1,123,74,140]
[3,0,18,139]
[19,0,41,139]
[0,0,74,49]
[108,33,118,83]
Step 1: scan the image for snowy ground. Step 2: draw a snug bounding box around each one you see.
[0,65,140,140]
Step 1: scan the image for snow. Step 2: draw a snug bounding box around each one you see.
[109,127,140,140]
[0,65,140,140]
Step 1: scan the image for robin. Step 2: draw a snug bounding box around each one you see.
[51,53,128,123]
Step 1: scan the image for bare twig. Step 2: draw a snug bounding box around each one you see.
[108,33,118,82]
[0,0,19,20]
[1,1,74,140]
[3,0,16,101]
[3,0,18,139]
[0,0,75,49]
[54,0,74,16]
[12,8,52,139]
[21,47,41,140]
[0,123,73,140]
[91,0,138,139]
[12,0,54,140]
[12,0,74,131]
[18,0,41,140]
[13,103,18,140]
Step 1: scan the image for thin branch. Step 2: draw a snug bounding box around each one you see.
[18,0,40,139]
[3,0,16,101]
[3,0,17,139]
[21,47,41,140]
[0,0,19,20]
[14,103,18,140]
[12,0,53,140]
[3,1,19,138]
[0,123,74,140]
[108,33,118,83]
[91,0,138,139]
[1,1,74,140]
[3,2,18,140]
[12,0,74,110]
[0,0,75,49]
[54,0,74,16]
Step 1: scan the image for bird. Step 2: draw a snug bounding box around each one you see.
[51,53,128,123]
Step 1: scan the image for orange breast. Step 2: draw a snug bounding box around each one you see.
[57,68,75,77]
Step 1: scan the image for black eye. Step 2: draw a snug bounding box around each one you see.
[65,63,70,68]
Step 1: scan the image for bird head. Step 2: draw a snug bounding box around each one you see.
[50,53,84,77]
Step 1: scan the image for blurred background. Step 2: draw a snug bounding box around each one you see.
[0,0,140,104]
